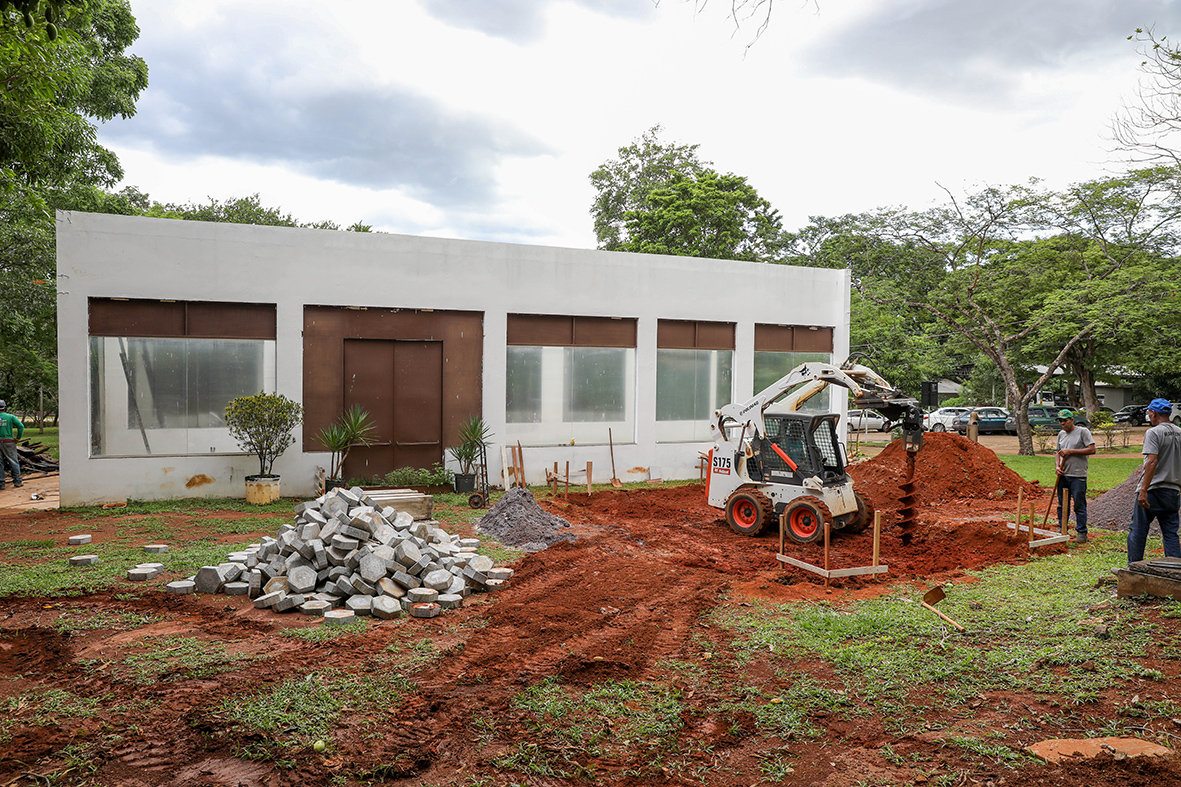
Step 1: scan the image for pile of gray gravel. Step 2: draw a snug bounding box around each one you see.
[1087,465,1143,532]
[476,487,575,552]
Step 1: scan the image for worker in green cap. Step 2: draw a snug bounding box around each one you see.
[1056,409,1095,543]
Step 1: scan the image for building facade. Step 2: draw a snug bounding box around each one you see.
[57,211,852,505]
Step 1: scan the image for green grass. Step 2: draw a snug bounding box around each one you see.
[3,687,102,737]
[123,635,259,683]
[715,537,1173,736]
[53,608,160,635]
[0,538,245,597]
[217,669,413,752]
[1000,454,1141,493]
[61,497,295,519]
[281,620,369,642]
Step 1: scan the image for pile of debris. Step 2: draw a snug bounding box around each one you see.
[476,487,576,551]
[17,440,57,474]
[183,487,512,623]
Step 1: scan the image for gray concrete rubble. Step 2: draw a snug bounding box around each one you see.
[195,487,514,621]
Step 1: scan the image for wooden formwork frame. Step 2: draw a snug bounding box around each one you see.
[777,511,889,587]
[1010,487,1069,548]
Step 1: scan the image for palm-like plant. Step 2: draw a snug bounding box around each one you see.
[448,416,493,475]
[316,405,377,480]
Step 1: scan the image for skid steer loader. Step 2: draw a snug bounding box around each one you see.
[706,359,923,543]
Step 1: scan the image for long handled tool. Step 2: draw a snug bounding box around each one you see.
[1040,471,1062,530]
[920,585,965,631]
[608,428,622,488]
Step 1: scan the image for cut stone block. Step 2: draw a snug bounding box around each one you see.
[248,570,263,597]
[218,562,244,583]
[297,523,320,541]
[332,535,359,552]
[468,554,495,573]
[264,576,290,595]
[437,593,463,609]
[195,565,232,593]
[408,602,441,619]
[359,554,387,584]
[273,593,306,613]
[423,569,453,592]
[407,587,439,604]
[165,580,196,594]
[126,568,154,581]
[391,570,421,590]
[288,565,318,594]
[394,541,423,567]
[346,595,373,616]
[69,555,99,566]
[323,609,356,626]
[371,596,402,619]
[485,579,508,591]
[349,575,376,596]
[486,567,514,582]
[462,566,488,587]
[223,581,250,596]
[253,590,284,608]
[299,599,332,616]
[68,534,91,546]
[458,537,480,549]
[143,544,170,554]
[377,577,405,598]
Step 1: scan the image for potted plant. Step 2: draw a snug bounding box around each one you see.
[315,405,377,491]
[448,415,492,493]
[224,392,303,504]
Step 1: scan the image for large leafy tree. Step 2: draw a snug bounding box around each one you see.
[589,125,710,251]
[618,169,788,262]
[0,0,147,419]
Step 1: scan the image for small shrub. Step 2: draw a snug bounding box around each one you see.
[383,463,454,487]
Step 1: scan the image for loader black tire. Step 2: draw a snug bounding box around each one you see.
[783,496,832,544]
[842,492,873,534]
[725,488,773,536]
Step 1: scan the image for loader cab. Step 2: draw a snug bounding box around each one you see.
[749,412,846,486]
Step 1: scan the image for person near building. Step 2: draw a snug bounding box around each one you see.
[0,400,24,490]
[1128,398,1181,563]
[1056,409,1095,543]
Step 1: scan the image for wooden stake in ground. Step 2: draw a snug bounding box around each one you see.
[872,511,881,567]
[608,428,622,488]
[564,460,569,498]
[586,461,592,495]
[1015,487,1024,529]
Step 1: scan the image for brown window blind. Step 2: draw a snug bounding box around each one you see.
[89,299,277,340]
[754,324,833,353]
[657,319,735,350]
[507,314,636,348]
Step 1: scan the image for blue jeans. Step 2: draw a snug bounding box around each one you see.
[1057,475,1087,535]
[1128,487,1181,563]
[0,441,19,487]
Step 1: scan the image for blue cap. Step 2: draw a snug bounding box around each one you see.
[1147,398,1172,414]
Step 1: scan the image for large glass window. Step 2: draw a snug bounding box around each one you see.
[754,351,832,413]
[89,336,276,456]
[655,349,733,442]
[506,346,635,445]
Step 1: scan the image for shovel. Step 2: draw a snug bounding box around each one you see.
[608,428,622,488]
[921,585,965,631]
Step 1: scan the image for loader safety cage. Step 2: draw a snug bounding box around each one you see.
[747,413,845,487]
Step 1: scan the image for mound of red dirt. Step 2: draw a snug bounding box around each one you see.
[849,432,1039,512]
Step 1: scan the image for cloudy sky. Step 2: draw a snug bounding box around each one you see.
[99,0,1181,249]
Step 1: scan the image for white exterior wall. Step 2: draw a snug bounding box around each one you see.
[57,211,851,505]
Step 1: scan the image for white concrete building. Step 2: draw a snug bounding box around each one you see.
[57,211,852,505]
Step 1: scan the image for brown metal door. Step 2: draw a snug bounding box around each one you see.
[392,340,443,470]
[343,339,395,479]
[342,338,443,480]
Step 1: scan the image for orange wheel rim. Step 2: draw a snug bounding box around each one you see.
[789,508,817,537]
[733,500,759,527]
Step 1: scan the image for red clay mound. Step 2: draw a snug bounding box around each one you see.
[849,432,1039,512]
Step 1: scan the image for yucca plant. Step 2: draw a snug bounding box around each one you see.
[448,415,493,475]
[316,405,377,480]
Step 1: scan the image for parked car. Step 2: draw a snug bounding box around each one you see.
[951,407,1010,434]
[1113,404,1147,426]
[924,406,971,432]
[1004,406,1091,435]
[846,409,892,432]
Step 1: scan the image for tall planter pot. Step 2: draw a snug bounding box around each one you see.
[245,474,281,505]
[453,473,476,493]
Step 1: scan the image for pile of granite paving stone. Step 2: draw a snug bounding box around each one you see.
[182,486,512,623]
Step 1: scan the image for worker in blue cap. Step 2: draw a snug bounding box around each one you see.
[1128,398,1181,563]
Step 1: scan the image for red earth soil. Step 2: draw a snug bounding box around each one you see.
[1,439,1170,787]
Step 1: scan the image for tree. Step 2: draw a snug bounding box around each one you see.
[618,169,789,262]
[1114,28,1181,167]
[589,125,710,250]
[138,193,373,231]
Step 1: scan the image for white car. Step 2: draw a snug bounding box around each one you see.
[846,409,893,432]
[924,406,970,432]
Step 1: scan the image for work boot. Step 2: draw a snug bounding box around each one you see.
[1073,531,1088,543]
[12,481,20,488]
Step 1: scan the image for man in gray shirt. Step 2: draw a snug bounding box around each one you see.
[1128,398,1181,563]
[1056,409,1096,543]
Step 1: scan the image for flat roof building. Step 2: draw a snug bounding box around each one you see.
[57,211,851,505]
